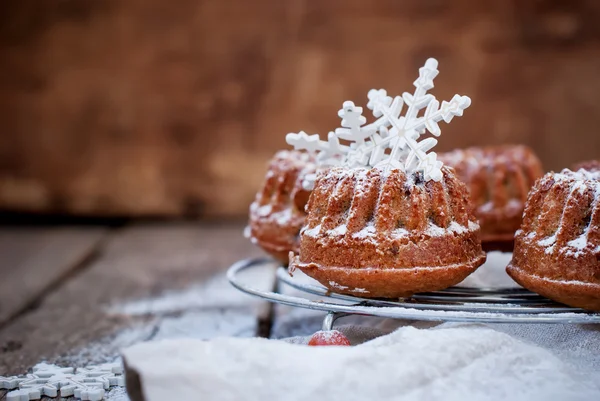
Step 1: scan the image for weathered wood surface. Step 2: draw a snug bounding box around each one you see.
[0,227,108,327]
[0,223,272,381]
[1,0,599,218]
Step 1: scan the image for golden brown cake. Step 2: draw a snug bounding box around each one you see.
[439,145,543,249]
[572,160,600,172]
[289,166,486,298]
[507,169,600,311]
[248,150,315,263]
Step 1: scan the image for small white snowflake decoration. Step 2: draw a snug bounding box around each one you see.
[286,58,471,187]
[0,362,124,401]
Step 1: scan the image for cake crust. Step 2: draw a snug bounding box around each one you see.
[292,255,486,298]
[507,264,600,311]
[507,169,600,311]
[248,150,315,263]
[439,145,543,248]
[290,166,486,298]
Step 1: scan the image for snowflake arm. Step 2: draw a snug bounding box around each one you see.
[406,94,471,136]
[1,362,124,401]
[334,101,373,146]
[285,131,323,154]
[286,131,348,165]
[365,58,470,181]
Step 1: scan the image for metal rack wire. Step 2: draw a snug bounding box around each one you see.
[227,258,600,330]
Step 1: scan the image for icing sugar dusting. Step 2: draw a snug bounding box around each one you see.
[538,235,556,247]
[556,168,600,182]
[331,225,348,235]
[449,221,469,234]
[328,281,349,291]
[568,235,588,250]
[328,281,369,294]
[426,221,477,237]
[425,224,446,237]
[353,224,377,239]
[468,220,480,231]
[538,235,557,255]
[303,224,322,237]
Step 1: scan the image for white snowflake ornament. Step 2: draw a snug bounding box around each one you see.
[335,101,372,146]
[286,57,471,188]
[0,361,124,401]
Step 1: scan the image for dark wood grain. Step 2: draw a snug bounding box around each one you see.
[0,227,108,327]
[0,223,271,377]
[1,0,599,218]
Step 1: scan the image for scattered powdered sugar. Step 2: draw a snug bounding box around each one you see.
[479,202,494,213]
[273,208,293,225]
[307,221,476,239]
[104,387,129,401]
[448,221,469,234]
[328,281,349,291]
[302,224,321,237]
[425,221,476,237]
[468,220,479,231]
[507,198,522,208]
[255,204,273,217]
[425,224,446,237]
[538,235,556,247]
[567,235,588,250]
[352,223,377,239]
[328,281,370,294]
[330,224,348,235]
[309,330,344,342]
[390,227,409,238]
[252,204,294,225]
[556,168,600,182]
[110,264,275,316]
[572,180,588,194]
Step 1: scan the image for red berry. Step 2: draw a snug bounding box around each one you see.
[308,330,351,346]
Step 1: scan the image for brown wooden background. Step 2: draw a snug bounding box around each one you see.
[1,0,599,219]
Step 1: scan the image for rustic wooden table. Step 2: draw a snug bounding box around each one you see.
[0,222,284,400]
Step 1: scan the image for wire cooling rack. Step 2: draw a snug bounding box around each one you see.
[227,258,600,330]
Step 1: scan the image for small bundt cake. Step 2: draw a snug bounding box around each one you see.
[248,150,315,263]
[507,169,600,310]
[572,160,600,172]
[439,145,543,249]
[289,166,486,298]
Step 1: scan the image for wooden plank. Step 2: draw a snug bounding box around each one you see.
[0,227,108,327]
[0,223,273,380]
[1,1,600,218]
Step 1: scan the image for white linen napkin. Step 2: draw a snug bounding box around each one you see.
[123,325,599,401]
[122,252,600,401]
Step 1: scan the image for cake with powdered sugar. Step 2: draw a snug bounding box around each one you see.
[282,58,486,298]
[247,150,316,263]
[289,166,486,298]
[439,145,543,249]
[507,169,600,310]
